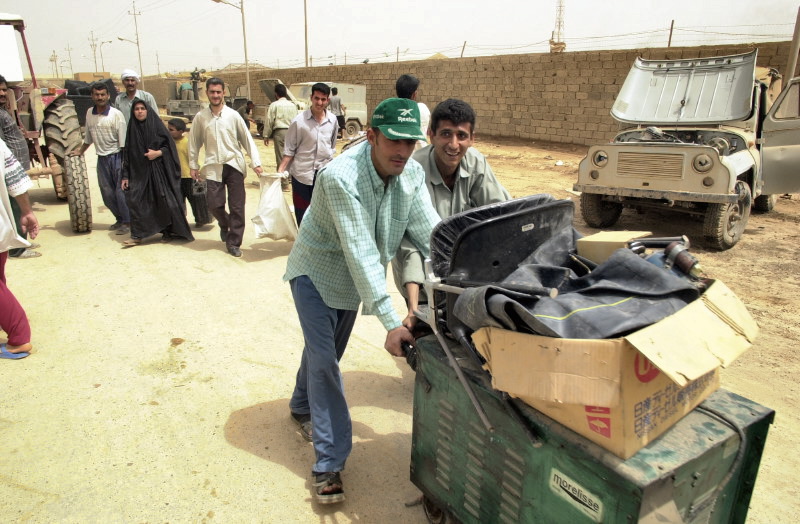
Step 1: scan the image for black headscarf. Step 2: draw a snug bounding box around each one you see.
[121,98,194,241]
[124,98,180,180]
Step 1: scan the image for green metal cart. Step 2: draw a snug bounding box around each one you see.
[410,335,774,524]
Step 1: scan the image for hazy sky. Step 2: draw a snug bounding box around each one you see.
[1,0,797,79]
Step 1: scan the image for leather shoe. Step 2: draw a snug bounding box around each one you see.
[227,246,242,258]
[219,227,228,242]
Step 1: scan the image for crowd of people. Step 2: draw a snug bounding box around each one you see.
[2,69,511,506]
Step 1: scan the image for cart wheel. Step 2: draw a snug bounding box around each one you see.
[423,495,456,524]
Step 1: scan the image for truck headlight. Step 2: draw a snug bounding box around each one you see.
[592,150,608,168]
[693,154,713,173]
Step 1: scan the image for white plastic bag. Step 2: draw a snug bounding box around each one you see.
[252,174,297,241]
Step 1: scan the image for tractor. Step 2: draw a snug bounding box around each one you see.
[1,13,91,233]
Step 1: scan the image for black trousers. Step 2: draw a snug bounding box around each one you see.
[206,165,246,248]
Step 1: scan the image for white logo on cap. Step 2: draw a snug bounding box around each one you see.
[398,108,414,117]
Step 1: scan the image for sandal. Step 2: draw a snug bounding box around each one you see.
[312,472,345,504]
[122,238,142,247]
[291,412,313,442]
[12,249,42,259]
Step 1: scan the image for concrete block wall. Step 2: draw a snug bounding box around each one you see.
[144,41,791,146]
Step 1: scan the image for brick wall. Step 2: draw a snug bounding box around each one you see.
[144,41,792,146]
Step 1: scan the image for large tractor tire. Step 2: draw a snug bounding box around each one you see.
[43,98,92,233]
[703,180,751,250]
[580,192,622,228]
[64,155,92,233]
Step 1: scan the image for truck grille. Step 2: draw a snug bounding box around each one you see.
[618,152,684,179]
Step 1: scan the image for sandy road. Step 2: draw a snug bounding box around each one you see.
[1,135,797,522]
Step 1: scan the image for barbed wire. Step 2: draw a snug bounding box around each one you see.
[34,21,796,75]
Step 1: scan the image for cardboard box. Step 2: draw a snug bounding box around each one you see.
[577,230,651,264]
[471,280,758,459]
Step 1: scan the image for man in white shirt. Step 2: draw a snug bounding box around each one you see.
[277,83,338,226]
[114,69,158,123]
[71,82,130,234]
[396,74,430,150]
[188,77,263,258]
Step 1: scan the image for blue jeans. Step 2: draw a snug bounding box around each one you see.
[289,275,358,474]
[97,152,130,224]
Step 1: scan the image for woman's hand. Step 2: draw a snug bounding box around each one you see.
[144,149,162,161]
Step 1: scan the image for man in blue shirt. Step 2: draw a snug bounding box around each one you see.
[284,98,440,504]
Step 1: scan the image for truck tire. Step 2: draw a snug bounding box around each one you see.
[753,194,776,213]
[580,193,622,228]
[345,119,362,138]
[703,180,751,250]
[64,155,92,233]
[43,97,83,201]
[43,97,83,163]
[43,97,92,232]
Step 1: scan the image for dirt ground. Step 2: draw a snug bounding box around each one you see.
[0,134,797,522]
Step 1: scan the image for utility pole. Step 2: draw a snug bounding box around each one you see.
[549,0,566,53]
[668,20,674,47]
[129,1,145,88]
[156,52,161,76]
[49,50,58,78]
[88,31,99,72]
[304,0,309,67]
[65,43,75,77]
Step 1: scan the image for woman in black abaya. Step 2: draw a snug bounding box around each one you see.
[121,99,194,246]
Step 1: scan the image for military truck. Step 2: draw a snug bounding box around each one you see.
[574,50,800,250]
[0,13,91,232]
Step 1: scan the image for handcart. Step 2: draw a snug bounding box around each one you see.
[408,195,774,523]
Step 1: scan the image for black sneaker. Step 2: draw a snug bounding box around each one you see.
[291,412,313,442]
[219,227,228,242]
[227,246,242,258]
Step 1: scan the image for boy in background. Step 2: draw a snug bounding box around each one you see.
[168,119,211,227]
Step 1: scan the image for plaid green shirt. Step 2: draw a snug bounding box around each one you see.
[285,141,440,330]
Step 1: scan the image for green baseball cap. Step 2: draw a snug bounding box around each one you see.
[370,98,426,141]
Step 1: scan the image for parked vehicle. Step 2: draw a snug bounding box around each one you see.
[0,14,92,232]
[165,69,208,122]
[574,50,800,249]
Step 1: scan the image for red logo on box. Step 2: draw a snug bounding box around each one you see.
[585,406,611,438]
[634,353,660,383]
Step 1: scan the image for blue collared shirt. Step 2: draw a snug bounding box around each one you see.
[284,140,440,330]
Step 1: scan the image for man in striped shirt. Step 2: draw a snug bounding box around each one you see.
[0,74,39,258]
[72,82,130,234]
[284,98,440,504]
